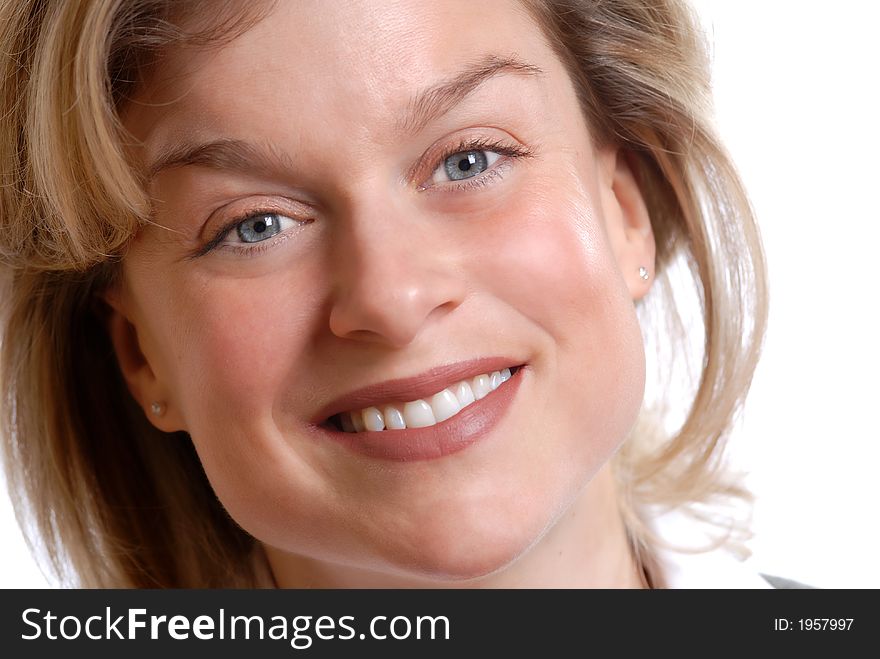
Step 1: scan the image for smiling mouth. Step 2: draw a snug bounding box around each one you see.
[325,365,522,433]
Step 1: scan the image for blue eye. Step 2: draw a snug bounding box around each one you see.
[191,209,308,259]
[433,149,501,184]
[237,213,284,243]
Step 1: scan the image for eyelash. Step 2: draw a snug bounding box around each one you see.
[200,136,533,258]
[421,137,533,193]
[194,214,307,259]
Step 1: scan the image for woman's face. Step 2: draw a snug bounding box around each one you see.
[113,0,654,582]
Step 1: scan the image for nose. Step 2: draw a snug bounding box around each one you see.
[328,195,467,348]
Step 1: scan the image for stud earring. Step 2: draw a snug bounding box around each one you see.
[150,401,166,416]
[638,266,650,281]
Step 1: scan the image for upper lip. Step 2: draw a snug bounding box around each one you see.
[309,356,522,425]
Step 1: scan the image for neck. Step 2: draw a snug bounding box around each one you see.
[263,464,649,588]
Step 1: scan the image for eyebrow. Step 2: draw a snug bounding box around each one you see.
[147,138,294,182]
[146,54,544,181]
[398,54,544,134]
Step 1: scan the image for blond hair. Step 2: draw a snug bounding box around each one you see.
[1,0,767,587]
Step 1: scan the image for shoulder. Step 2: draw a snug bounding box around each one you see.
[759,573,816,589]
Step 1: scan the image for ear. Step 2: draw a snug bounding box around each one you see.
[100,285,187,433]
[596,147,656,301]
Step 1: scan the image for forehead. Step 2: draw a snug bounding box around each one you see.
[123,0,562,148]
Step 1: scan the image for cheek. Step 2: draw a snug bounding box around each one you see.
[164,269,322,429]
[154,270,337,521]
[473,181,646,455]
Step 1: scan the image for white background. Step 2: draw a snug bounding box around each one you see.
[691,0,880,588]
[2,0,878,588]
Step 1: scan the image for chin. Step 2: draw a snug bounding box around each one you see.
[373,503,550,585]
[392,539,532,585]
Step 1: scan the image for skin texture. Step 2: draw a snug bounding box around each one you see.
[107,0,656,587]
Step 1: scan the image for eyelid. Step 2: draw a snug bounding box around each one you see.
[415,134,533,192]
[191,199,313,259]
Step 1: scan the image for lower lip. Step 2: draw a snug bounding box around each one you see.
[307,366,527,462]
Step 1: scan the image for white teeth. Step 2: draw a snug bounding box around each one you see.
[351,411,366,432]
[431,389,461,423]
[453,380,476,408]
[383,405,406,430]
[340,413,356,433]
[362,406,385,431]
[471,374,492,400]
[337,366,519,433]
[403,400,436,428]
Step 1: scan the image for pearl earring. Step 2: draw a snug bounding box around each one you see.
[638,266,649,281]
[150,401,166,416]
